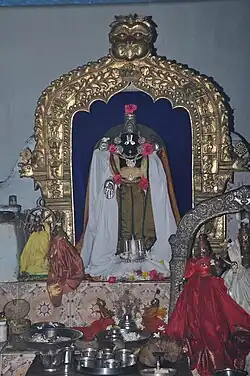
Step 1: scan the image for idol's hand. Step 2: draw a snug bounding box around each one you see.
[104,179,115,199]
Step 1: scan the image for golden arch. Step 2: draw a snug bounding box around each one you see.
[23,26,233,248]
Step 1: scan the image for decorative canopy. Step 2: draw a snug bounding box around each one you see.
[19,14,234,249]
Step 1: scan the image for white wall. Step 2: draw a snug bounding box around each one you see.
[0,0,250,194]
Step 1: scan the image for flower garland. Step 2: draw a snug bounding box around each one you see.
[142,142,154,157]
[107,268,168,284]
[112,174,149,190]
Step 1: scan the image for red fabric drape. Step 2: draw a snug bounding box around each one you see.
[166,257,250,376]
[47,234,85,307]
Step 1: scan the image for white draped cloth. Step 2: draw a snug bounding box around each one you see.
[222,239,250,375]
[81,149,177,278]
[222,239,250,315]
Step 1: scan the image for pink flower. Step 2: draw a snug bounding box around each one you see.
[109,144,117,153]
[139,177,149,190]
[108,276,117,284]
[142,143,154,157]
[125,104,137,114]
[149,269,158,281]
[113,174,123,185]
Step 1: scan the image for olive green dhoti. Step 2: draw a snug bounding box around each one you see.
[116,183,156,255]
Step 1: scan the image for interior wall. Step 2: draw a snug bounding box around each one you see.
[0,0,250,197]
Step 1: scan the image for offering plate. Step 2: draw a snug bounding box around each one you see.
[21,327,83,372]
[75,347,138,375]
[97,328,151,349]
[21,327,83,352]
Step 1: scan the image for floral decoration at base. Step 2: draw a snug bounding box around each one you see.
[107,268,169,283]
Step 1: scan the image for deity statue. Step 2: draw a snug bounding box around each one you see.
[81,104,179,278]
[222,237,250,315]
[166,243,250,376]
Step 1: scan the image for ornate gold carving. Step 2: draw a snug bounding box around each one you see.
[22,15,234,247]
[46,180,63,199]
[19,148,34,178]
[109,14,157,61]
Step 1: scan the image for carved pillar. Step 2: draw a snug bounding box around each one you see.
[169,234,187,316]
[169,256,186,316]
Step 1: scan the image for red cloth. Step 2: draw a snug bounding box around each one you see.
[73,317,115,341]
[166,256,250,376]
[47,234,85,307]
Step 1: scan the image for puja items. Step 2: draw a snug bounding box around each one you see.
[4,299,31,337]
[214,370,247,376]
[97,328,151,350]
[140,350,177,376]
[21,327,82,372]
[75,346,138,375]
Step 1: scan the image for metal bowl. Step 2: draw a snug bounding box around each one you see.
[30,322,65,331]
[120,329,151,343]
[81,347,97,358]
[126,354,137,366]
[215,369,248,376]
[21,327,83,352]
[80,357,96,368]
[102,352,115,360]
[96,349,114,360]
[115,349,132,362]
[98,329,150,350]
[103,359,121,368]
[140,368,177,376]
[38,348,66,372]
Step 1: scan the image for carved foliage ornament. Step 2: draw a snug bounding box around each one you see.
[20,14,234,243]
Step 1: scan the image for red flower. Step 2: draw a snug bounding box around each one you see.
[139,177,149,190]
[113,174,123,185]
[125,104,137,114]
[149,269,158,281]
[142,143,154,157]
[109,144,117,153]
[108,276,117,284]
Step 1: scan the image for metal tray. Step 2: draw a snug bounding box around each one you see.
[75,348,138,375]
[97,329,151,347]
[76,363,137,375]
